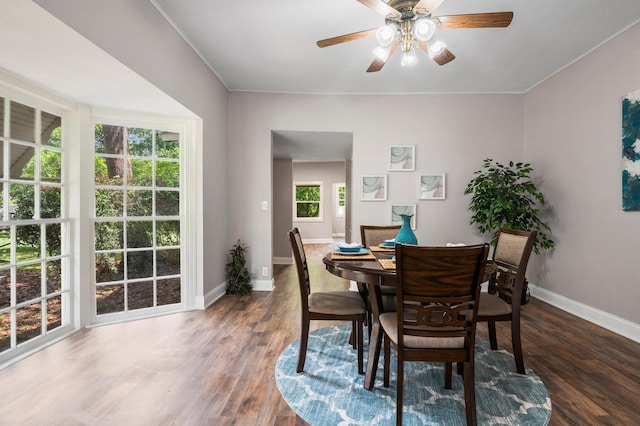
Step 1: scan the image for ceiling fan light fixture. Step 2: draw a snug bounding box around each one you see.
[400,49,418,67]
[414,18,435,41]
[372,45,388,60]
[429,39,446,57]
[376,24,396,46]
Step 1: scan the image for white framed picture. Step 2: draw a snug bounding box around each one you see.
[361,175,387,201]
[419,173,446,200]
[391,204,416,229]
[389,145,415,171]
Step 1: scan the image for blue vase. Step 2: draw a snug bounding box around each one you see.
[395,214,417,245]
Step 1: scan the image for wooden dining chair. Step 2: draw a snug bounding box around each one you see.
[477,228,537,374]
[359,225,400,318]
[380,243,489,426]
[288,227,367,374]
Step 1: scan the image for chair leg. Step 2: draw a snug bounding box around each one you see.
[383,335,391,387]
[444,362,452,389]
[357,319,364,375]
[297,319,310,373]
[511,316,526,374]
[349,321,357,349]
[396,357,404,426]
[462,360,478,426]
[488,321,498,350]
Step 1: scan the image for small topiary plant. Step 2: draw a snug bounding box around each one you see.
[225,240,253,295]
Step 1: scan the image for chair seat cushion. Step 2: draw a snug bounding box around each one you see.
[478,293,512,317]
[309,291,366,316]
[379,313,465,349]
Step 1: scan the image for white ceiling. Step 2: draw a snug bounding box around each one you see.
[152,0,640,94]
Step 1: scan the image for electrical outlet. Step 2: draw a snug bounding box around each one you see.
[262,267,269,276]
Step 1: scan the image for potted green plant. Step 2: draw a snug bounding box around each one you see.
[464,158,554,253]
[225,240,253,295]
[464,159,554,303]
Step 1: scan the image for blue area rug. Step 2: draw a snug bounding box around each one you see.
[275,324,551,425]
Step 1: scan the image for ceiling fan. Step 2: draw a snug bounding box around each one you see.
[316,0,513,72]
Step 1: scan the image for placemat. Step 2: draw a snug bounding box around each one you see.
[377,258,396,270]
[331,252,377,260]
[369,245,395,252]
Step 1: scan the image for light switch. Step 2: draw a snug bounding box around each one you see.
[261,200,268,210]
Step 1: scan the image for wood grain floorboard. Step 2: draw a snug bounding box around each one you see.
[0,242,638,425]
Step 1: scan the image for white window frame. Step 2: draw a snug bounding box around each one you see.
[335,182,346,218]
[293,181,323,222]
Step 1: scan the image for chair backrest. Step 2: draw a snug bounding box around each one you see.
[360,225,401,247]
[395,243,490,345]
[490,228,537,308]
[289,227,310,309]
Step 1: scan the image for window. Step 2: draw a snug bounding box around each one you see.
[93,123,183,320]
[294,182,322,221]
[0,94,70,363]
[336,183,346,218]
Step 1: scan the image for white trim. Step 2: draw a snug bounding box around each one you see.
[198,282,226,309]
[253,278,275,292]
[530,283,640,344]
[273,256,293,265]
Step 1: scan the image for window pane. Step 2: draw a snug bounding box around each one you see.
[41,111,61,147]
[127,190,152,216]
[96,284,124,315]
[95,222,123,251]
[156,130,179,159]
[16,225,40,262]
[16,264,41,304]
[127,251,153,279]
[128,280,154,310]
[156,161,179,187]
[10,101,35,143]
[16,302,41,345]
[0,229,9,264]
[46,259,61,294]
[0,268,9,310]
[95,252,124,283]
[10,143,35,180]
[127,221,152,249]
[94,156,124,186]
[45,223,61,257]
[10,184,34,220]
[157,248,180,276]
[46,296,61,331]
[41,186,61,219]
[157,221,180,247]
[156,190,179,216]
[157,278,180,305]
[128,159,152,186]
[128,127,152,157]
[40,149,61,182]
[0,311,9,353]
[96,189,124,217]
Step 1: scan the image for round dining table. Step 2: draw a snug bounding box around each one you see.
[323,248,497,391]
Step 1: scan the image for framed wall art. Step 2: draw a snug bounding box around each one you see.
[391,204,416,229]
[361,175,387,201]
[623,89,640,211]
[419,173,445,200]
[389,145,415,171]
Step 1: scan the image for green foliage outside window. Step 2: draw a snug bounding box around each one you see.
[295,184,321,218]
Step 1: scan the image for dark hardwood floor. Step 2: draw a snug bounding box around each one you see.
[0,243,638,424]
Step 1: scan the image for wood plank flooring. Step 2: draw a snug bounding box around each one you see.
[0,243,638,424]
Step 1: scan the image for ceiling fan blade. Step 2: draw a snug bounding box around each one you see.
[413,0,445,14]
[356,0,400,17]
[316,28,378,48]
[367,41,399,72]
[418,41,455,65]
[435,12,514,29]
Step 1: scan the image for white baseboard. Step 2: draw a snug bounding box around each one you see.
[253,278,274,291]
[273,256,293,265]
[302,238,334,244]
[199,282,226,309]
[530,283,640,344]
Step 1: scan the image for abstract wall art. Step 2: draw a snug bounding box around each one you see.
[622,89,640,211]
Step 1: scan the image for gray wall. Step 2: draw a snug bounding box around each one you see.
[273,158,293,262]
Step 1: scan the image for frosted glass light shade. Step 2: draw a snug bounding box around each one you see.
[376,24,396,46]
[414,18,435,41]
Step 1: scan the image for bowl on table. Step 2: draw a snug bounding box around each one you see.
[380,239,396,248]
[337,243,364,253]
